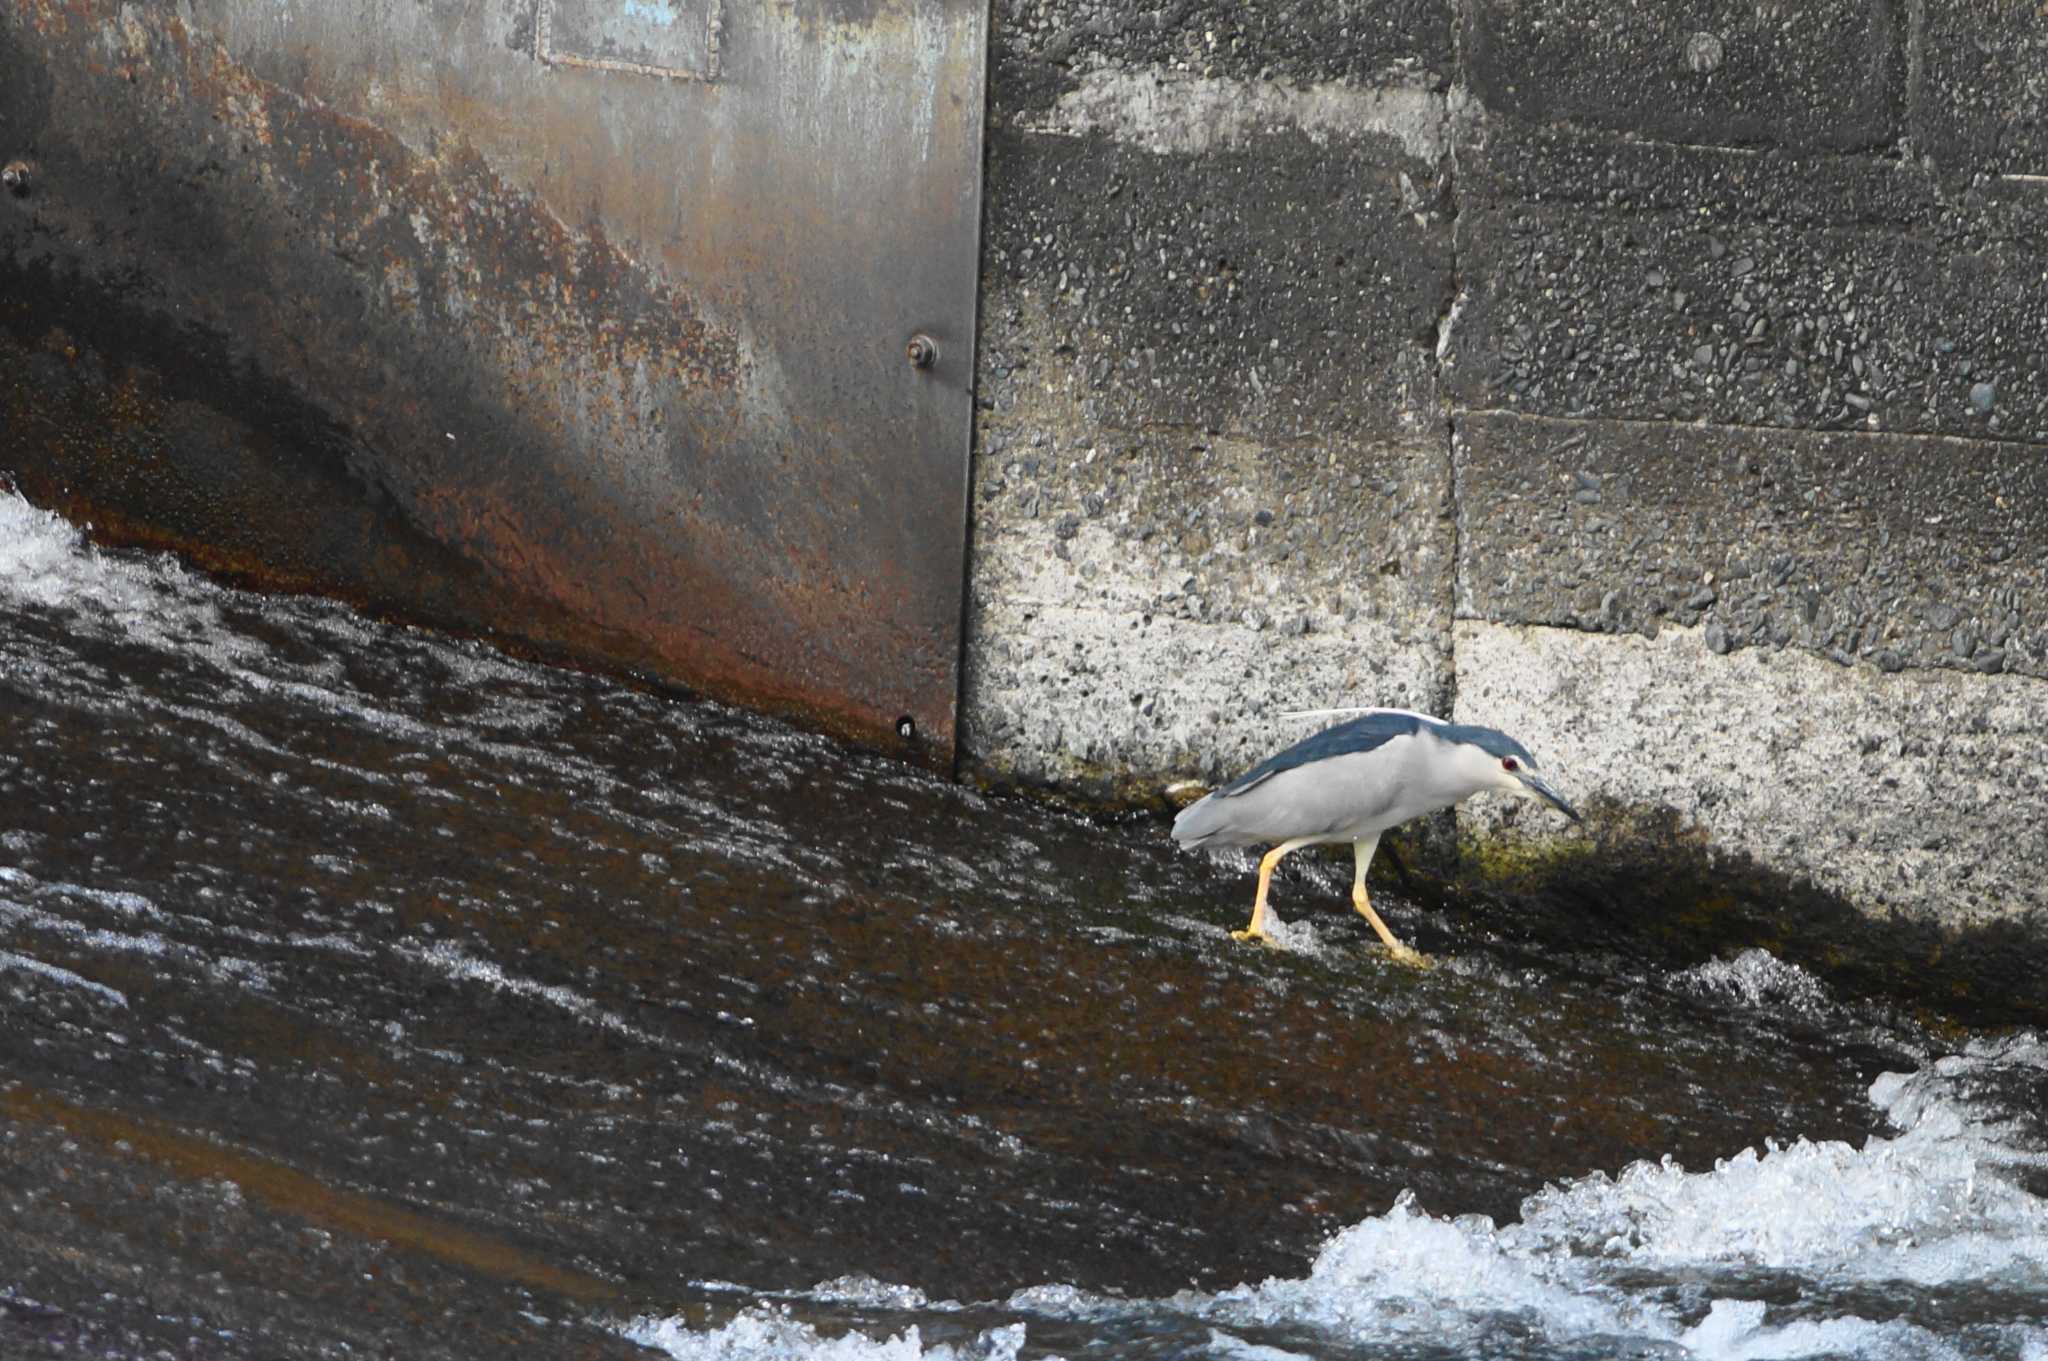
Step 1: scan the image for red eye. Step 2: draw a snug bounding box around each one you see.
[1501,757,1519,772]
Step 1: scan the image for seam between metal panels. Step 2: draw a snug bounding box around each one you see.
[949,0,998,781]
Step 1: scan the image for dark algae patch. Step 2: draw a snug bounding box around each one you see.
[1435,803,2048,1031]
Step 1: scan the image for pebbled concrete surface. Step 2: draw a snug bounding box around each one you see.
[1455,411,2048,680]
[1913,0,2048,179]
[964,51,1458,797]
[1461,0,1905,152]
[1023,69,1450,161]
[1455,619,2048,932]
[991,0,1454,115]
[1449,126,2048,444]
[980,123,1451,442]
[961,420,1454,798]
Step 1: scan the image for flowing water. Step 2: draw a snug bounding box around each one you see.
[1,485,2044,1361]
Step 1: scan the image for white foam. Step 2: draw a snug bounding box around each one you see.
[0,489,261,666]
[0,899,174,962]
[1201,1190,1651,1343]
[619,1036,2048,1359]
[619,1308,1025,1361]
[0,949,128,1007]
[1682,1298,1983,1361]
[398,940,668,1049]
[798,1278,936,1311]
[1510,1133,2048,1288]
[1235,1033,2048,1354]
[1235,912,1331,958]
[1200,1332,1313,1361]
[0,489,551,761]
[0,492,112,610]
[0,872,308,999]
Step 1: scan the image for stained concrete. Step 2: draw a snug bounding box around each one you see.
[1024,70,1450,160]
[979,123,1452,442]
[961,422,1454,798]
[1455,411,2048,680]
[1461,0,1905,152]
[1449,127,2048,443]
[990,0,1455,115]
[963,57,1459,797]
[962,0,2048,967]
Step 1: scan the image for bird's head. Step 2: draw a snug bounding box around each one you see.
[1446,724,1582,823]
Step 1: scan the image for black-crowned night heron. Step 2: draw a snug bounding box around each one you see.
[1172,708,1581,959]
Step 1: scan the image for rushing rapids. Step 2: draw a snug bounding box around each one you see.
[2,487,2044,1360]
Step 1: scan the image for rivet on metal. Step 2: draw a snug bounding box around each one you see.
[905,333,938,370]
[1,161,31,198]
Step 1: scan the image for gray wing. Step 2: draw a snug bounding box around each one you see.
[1213,710,1435,797]
[1172,740,1426,847]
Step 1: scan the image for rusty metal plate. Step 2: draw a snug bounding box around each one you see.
[0,0,985,766]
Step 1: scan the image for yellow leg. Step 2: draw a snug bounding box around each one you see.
[1232,837,1317,945]
[1353,835,1429,966]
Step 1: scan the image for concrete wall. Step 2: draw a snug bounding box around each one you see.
[962,1,2048,943]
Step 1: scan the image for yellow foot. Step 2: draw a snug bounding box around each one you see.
[1383,943,1434,969]
[1230,927,1278,946]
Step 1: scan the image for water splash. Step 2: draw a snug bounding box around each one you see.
[620,1308,1026,1361]
[7,485,2044,1359]
[1673,947,1838,1016]
[623,1034,2048,1359]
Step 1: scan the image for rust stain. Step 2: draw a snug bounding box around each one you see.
[1,1083,623,1305]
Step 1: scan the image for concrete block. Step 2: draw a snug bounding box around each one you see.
[960,410,1453,798]
[1455,619,2048,931]
[1454,120,1941,226]
[992,0,1454,120]
[1462,0,1902,151]
[1449,127,2048,443]
[1455,411,2048,680]
[966,88,1460,797]
[1914,0,2048,178]
[982,122,1451,443]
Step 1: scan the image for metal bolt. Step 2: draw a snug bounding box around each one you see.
[1684,31,1724,73]
[1,161,30,198]
[905,333,938,370]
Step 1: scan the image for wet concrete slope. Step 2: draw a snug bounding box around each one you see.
[0,501,1931,1357]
